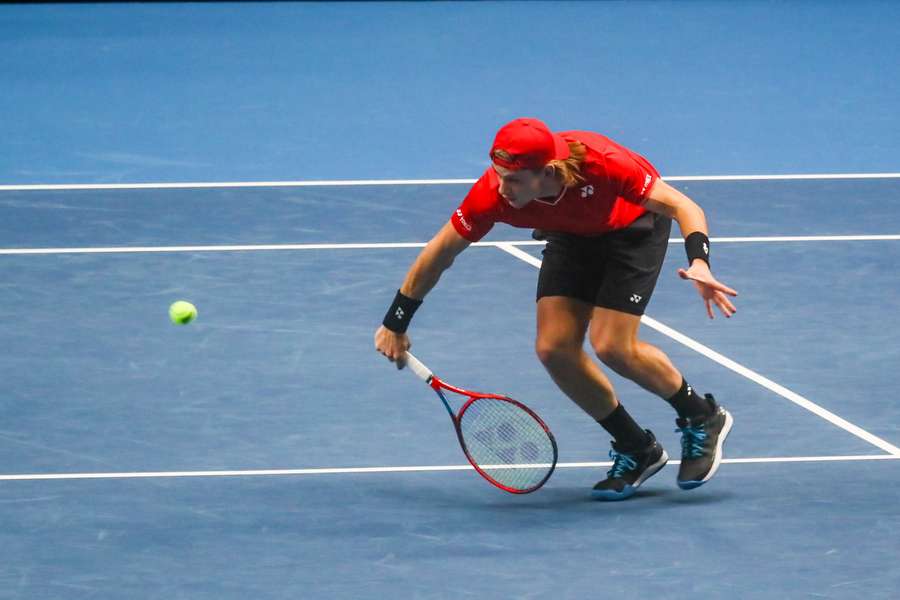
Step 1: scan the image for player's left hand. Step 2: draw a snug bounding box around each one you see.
[677,261,738,319]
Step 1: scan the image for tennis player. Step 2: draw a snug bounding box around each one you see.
[374,118,737,500]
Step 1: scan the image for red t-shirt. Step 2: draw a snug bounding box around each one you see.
[451,131,660,242]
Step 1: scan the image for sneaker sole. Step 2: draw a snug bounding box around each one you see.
[677,409,734,490]
[592,449,669,501]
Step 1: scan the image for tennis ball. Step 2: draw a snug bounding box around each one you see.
[169,300,197,325]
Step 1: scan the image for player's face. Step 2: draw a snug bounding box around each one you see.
[493,164,543,208]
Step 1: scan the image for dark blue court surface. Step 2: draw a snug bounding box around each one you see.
[2,2,899,599]
[1,179,898,599]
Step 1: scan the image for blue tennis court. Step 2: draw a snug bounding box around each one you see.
[2,2,899,599]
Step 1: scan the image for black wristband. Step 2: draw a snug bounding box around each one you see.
[382,290,423,333]
[685,232,710,266]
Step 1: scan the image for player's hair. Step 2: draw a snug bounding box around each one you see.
[492,142,587,186]
[546,142,587,186]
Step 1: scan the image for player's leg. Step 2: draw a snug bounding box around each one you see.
[534,234,652,442]
[594,212,733,490]
[590,308,732,488]
[534,296,666,500]
[590,307,684,399]
[590,308,718,421]
[534,295,616,420]
[592,212,712,415]
[535,231,666,500]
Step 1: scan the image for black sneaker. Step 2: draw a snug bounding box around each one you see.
[592,430,668,501]
[676,394,734,490]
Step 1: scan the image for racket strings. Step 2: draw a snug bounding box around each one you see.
[459,398,556,491]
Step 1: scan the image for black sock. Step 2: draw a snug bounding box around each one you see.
[597,404,651,450]
[666,378,712,419]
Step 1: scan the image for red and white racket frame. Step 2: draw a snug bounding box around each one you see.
[404,352,558,494]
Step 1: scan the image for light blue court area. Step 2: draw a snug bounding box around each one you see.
[3,1,900,183]
[0,179,899,599]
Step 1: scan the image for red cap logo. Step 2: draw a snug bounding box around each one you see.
[490,118,570,171]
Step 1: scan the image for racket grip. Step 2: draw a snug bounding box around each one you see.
[403,352,433,383]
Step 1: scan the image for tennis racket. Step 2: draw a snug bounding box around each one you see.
[403,351,558,494]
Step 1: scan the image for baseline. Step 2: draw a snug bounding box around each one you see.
[0,454,895,482]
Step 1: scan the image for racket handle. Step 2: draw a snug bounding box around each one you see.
[403,352,433,383]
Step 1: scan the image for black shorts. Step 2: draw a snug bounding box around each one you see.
[535,211,672,316]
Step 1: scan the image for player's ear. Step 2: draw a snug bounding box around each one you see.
[541,164,556,179]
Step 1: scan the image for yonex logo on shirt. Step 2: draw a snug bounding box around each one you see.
[455,208,472,231]
[640,174,653,196]
[630,294,643,303]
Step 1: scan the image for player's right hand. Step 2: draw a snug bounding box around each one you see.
[374,326,411,369]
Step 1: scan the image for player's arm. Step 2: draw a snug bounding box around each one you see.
[642,179,708,242]
[399,220,472,300]
[375,221,472,363]
[643,179,739,319]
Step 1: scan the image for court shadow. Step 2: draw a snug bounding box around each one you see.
[371,480,735,513]
[483,486,601,509]
[500,486,736,509]
[627,486,738,507]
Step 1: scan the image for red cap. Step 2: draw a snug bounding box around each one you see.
[489,118,570,171]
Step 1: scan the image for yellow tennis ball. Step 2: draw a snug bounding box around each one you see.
[169,301,197,325]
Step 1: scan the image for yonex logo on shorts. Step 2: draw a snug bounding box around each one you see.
[630,294,643,303]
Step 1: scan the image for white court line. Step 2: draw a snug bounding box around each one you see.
[0,179,477,191]
[1,172,900,191]
[0,242,431,256]
[664,173,900,182]
[495,243,900,457]
[1,234,898,256]
[692,235,900,243]
[0,454,896,482]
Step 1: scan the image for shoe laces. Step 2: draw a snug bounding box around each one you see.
[677,423,708,459]
[607,448,638,479]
